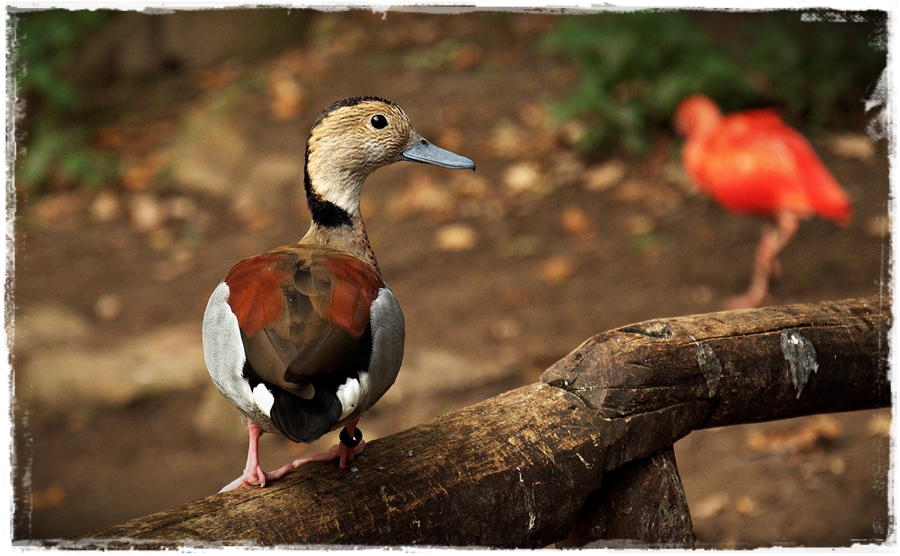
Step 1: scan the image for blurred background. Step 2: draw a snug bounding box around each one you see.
[9,7,891,546]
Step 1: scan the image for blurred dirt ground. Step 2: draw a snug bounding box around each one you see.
[9,9,893,547]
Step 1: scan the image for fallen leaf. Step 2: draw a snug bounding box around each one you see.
[94,294,123,321]
[94,125,129,150]
[410,19,441,46]
[733,496,757,516]
[32,484,67,510]
[867,413,891,438]
[746,415,843,455]
[488,318,522,341]
[269,68,306,121]
[539,255,576,285]
[491,120,526,158]
[830,133,876,161]
[503,162,542,194]
[693,493,729,520]
[583,160,626,192]
[165,196,199,221]
[129,193,165,233]
[434,223,478,252]
[121,153,166,192]
[561,119,587,146]
[451,43,483,71]
[90,190,121,223]
[691,285,714,305]
[561,205,594,236]
[615,179,685,215]
[829,456,847,476]
[865,215,890,239]
[31,192,84,229]
[198,67,239,90]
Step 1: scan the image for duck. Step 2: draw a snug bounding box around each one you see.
[202,96,475,492]
[674,94,852,309]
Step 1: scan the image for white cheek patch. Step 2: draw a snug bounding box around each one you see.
[252,383,275,418]
[336,373,367,421]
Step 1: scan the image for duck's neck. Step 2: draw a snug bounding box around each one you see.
[301,171,380,271]
[300,215,379,271]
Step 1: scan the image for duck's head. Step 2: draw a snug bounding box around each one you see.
[305,97,475,220]
[674,94,723,139]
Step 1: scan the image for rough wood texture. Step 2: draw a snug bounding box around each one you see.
[542,296,890,433]
[71,297,890,548]
[559,446,695,548]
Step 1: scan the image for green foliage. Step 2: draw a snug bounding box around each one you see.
[541,11,886,157]
[541,12,756,156]
[13,10,116,194]
[16,10,104,113]
[739,12,886,127]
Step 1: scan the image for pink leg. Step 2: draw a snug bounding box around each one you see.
[219,423,294,493]
[725,211,800,310]
[292,420,366,469]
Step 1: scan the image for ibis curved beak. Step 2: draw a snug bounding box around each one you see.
[401,132,476,170]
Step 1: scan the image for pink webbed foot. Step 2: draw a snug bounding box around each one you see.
[293,440,366,469]
[219,423,294,493]
[219,461,294,493]
[293,421,366,469]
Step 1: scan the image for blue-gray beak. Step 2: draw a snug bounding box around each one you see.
[401,132,476,170]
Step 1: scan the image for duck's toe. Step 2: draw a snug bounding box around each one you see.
[218,462,294,493]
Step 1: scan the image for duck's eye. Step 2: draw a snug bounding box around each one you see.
[371,114,388,129]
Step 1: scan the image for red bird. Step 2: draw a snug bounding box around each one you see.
[202,97,475,492]
[674,94,852,309]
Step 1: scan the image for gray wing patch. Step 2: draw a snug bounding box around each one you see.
[363,286,405,407]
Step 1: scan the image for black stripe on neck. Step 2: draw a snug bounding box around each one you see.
[308,195,353,228]
[304,169,352,228]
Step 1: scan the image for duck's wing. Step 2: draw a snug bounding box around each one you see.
[203,246,403,443]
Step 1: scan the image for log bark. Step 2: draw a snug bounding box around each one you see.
[559,445,695,548]
[542,296,891,433]
[69,297,889,548]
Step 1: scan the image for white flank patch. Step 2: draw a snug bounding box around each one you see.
[202,282,255,413]
[336,376,362,421]
[252,383,275,418]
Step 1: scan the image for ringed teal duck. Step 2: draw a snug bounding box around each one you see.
[675,94,852,309]
[203,96,475,492]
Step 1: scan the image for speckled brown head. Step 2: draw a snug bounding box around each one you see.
[304,96,474,227]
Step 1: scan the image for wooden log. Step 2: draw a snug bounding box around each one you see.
[71,297,889,548]
[559,445,696,548]
[542,296,890,432]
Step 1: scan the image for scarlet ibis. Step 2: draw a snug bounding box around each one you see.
[675,94,852,309]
